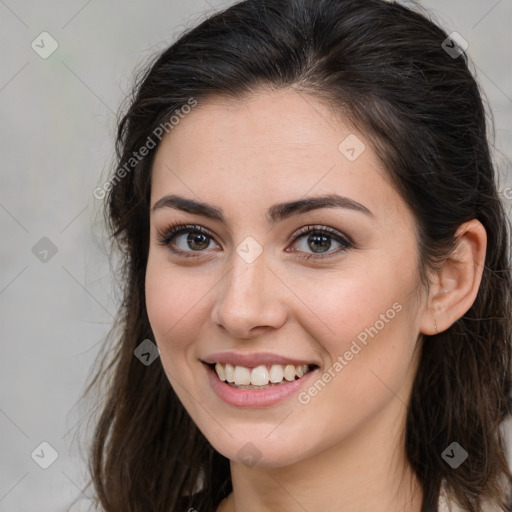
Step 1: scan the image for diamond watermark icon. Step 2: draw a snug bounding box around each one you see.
[236,442,262,467]
[31,32,59,59]
[31,441,59,469]
[236,236,263,264]
[134,339,160,366]
[441,32,468,59]
[442,442,468,469]
[339,134,366,162]
[32,237,58,263]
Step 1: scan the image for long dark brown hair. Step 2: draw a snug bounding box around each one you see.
[77,0,512,510]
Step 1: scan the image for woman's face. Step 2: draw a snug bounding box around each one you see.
[145,89,429,468]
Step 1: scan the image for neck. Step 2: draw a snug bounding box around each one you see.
[218,399,423,512]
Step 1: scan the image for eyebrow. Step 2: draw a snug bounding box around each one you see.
[152,193,374,224]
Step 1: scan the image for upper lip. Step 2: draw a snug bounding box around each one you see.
[202,351,319,368]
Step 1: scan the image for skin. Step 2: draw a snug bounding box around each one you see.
[145,89,487,512]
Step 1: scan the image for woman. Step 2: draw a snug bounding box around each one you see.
[82,0,512,510]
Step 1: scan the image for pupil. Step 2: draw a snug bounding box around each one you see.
[309,234,330,253]
[188,233,209,250]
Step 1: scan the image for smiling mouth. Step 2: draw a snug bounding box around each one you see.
[208,362,319,389]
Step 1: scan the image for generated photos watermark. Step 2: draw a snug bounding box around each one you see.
[298,301,403,405]
[93,97,198,200]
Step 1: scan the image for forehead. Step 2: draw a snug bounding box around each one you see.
[150,89,406,222]
[155,89,357,170]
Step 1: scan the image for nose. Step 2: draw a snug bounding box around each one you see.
[210,250,287,340]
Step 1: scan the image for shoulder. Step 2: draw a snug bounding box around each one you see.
[177,490,217,512]
[438,491,464,512]
[438,482,506,512]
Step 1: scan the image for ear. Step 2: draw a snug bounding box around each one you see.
[419,219,487,336]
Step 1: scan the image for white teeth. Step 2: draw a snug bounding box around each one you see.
[215,362,225,381]
[283,364,296,381]
[233,365,251,385]
[224,363,235,383]
[269,364,284,383]
[251,365,270,386]
[213,363,311,386]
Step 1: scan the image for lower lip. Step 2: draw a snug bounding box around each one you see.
[204,363,319,408]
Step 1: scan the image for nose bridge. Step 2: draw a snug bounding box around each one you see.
[212,247,285,337]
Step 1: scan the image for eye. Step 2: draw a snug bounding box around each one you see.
[287,224,353,260]
[156,223,219,257]
[156,223,353,260]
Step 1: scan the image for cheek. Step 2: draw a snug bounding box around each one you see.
[297,255,420,396]
[145,254,211,357]
[145,256,214,414]
[296,261,407,351]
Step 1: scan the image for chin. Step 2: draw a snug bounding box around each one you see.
[205,427,315,468]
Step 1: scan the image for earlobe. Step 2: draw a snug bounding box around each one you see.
[419,219,487,336]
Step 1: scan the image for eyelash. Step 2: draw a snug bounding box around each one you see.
[156,222,354,260]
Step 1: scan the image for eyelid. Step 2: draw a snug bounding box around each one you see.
[289,224,354,246]
[156,222,353,258]
[285,224,353,260]
[156,223,219,251]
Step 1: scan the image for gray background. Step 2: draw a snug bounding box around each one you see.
[0,1,511,511]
